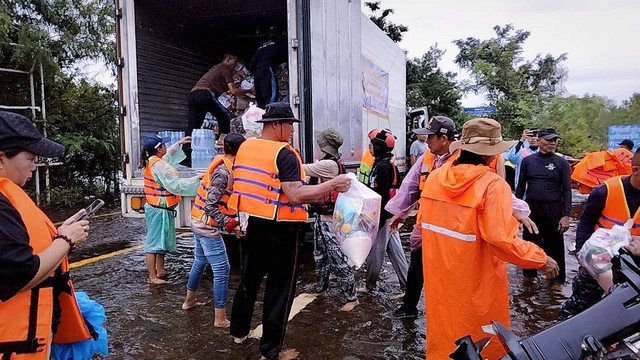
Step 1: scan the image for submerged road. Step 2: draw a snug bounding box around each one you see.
[64,211,580,359]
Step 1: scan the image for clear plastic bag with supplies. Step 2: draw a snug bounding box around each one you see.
[578,220,632,291]
[333,173,381,268]
[241,103,264,138]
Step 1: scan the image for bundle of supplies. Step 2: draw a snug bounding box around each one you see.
[241,103,264,138]
[578,220,632,291]
[333,173,381,268]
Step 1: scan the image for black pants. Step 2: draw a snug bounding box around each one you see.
[184,90,232,165]
[230,218,302,359]
[254,66,276,109]
[522,200,566,281]
[558,266,604,320]
[402,248,423,311]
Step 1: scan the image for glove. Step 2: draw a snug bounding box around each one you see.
[224,219,239,234]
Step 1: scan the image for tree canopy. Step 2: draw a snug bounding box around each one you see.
[454,24,567,137]
[364,1,408,43]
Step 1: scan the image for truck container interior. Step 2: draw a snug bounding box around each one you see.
[134,0,289,137]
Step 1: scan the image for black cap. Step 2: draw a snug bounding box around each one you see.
[256,102,301,123]
[414,116,456,136]
[538,127,559,140]
[619,139,634,149]
[0,111,65,157]
[224,133,246,155]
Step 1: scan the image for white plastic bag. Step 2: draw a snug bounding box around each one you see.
[578,220,632,291]
[333,173,381,268]
[241,103,264,138]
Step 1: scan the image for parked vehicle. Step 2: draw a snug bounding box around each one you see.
[115,0,407,225]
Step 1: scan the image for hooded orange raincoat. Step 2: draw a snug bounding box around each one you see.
[419,162,548,359]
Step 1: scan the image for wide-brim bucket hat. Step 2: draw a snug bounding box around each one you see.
[449,118,516,156]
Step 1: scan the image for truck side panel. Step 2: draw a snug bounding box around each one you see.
[360,13,407,171]
[305,0,363,163]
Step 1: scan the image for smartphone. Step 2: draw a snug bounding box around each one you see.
[76,199,105,221]
[531,129,539,137]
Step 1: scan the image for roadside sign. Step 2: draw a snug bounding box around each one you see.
[608,124,640,152]
[463,106,496,117]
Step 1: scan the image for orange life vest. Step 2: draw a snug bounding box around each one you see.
[0,178,92,359]
[612,148,634,172]
[227,138,308,222]
[357,150,375,186]
[143,156,181,208]
[190,155,235,227]
[595,176,640,235]
[418,149,461,191]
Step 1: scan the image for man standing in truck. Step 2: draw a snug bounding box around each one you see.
[184,53,250,166]
[248,28,287,109]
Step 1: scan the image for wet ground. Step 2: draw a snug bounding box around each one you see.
[54,194,587,360]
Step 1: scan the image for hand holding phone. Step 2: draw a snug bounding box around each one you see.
[76,199,105,222]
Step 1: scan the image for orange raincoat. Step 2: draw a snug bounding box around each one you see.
[572,150,632,194]
[419,162,548,359]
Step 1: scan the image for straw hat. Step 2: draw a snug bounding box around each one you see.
[449,118,516,156]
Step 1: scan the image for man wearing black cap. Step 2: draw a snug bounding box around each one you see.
[620,139,635,152]
[516,127,572,282]
[227,102,351,360]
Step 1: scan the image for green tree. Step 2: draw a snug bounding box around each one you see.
[406,45,465,125]
[364,1,408,43]
[454,24,567,138]
[0,0,119,205]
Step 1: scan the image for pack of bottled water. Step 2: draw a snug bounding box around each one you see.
[191,149,218,169]
[191,129,216,151]
[157,131,185,149]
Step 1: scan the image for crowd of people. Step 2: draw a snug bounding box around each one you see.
[1,103,639,359]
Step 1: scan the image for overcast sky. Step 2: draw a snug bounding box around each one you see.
[388,0,640,106]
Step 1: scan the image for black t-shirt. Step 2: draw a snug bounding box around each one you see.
[516,151,572,216]
[576,176,640,251]
[0,193,40,301]
[277,148,302,182]
[370,158,398,224]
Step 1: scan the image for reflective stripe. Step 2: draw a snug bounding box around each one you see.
[233,164,277,178]
[421,222,476,242]
[234,177,283,193]
[601,214,625,226]
[193,203,205,211]
[234,191,305,210]
[144,184,168,192]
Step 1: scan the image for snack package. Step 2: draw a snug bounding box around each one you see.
[577,220,632,291]
[333,173,381,268]
[241,103,264,138]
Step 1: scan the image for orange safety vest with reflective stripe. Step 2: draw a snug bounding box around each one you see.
[596,176,640,235]
[0,178,92,359]
[143,156,181,208]
[227,138,308,222]
[418,149,461,191]
[357,150,375,186]
[191,155,235,227]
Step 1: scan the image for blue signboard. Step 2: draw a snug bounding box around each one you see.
[608,125,640,152]
[463,106,496,117]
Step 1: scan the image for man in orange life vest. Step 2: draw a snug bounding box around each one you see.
[560,149,640,319]
[227,102,351,360]
[0,112,94,359]
[419,118,559,359]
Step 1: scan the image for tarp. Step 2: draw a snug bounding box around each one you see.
[571,149,633,194]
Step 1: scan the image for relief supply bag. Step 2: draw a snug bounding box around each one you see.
[578,220,632,291]
[241,103,264,138]
[333,173,381,268]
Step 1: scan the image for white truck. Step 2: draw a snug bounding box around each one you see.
[116,0,407,226]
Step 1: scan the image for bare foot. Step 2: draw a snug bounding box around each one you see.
[214,318,231,328]
[148,277,167,285]
[181,301,205,310]
[339,300,359,312]
[156,271,171,278]
[279,349,299,360]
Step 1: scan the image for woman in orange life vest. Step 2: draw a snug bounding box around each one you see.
[140,134,200,284]
[182,133,246,328]
[364,128,408,292]
[0,112,92,359]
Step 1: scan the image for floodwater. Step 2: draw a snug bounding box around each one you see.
[57,194,588,359]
